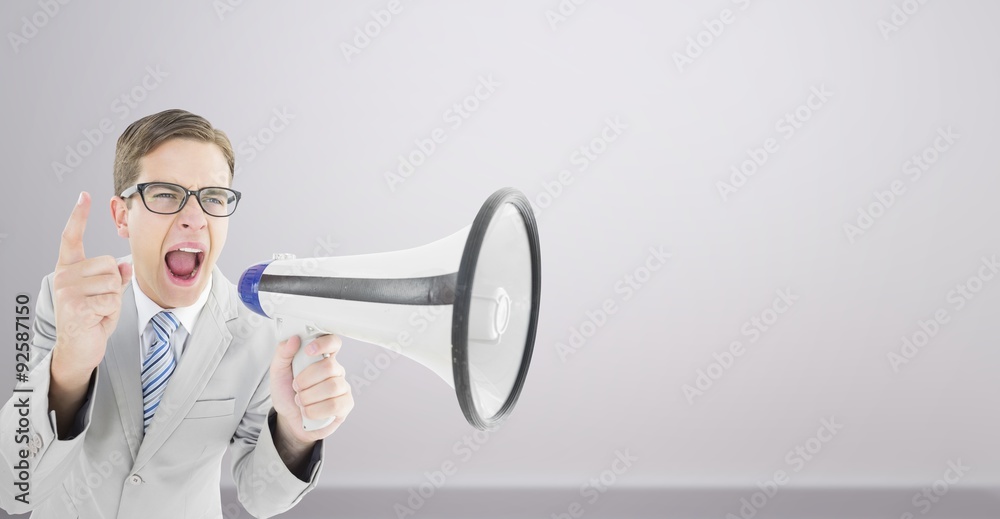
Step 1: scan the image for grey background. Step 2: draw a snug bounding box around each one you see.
[1,0,998,517]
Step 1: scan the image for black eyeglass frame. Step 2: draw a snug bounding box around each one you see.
[119,182,243,217]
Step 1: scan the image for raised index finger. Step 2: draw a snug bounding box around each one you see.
[58,192,90,267]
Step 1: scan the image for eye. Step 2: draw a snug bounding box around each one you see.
[201,189,231,206]
[152,192,178,199]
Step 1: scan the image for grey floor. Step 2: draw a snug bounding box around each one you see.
[258,487,999,519]
[6,486,996,518]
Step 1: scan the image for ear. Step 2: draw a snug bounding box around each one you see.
[110,196,130,239]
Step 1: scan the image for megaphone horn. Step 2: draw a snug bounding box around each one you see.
[238,188,541,431]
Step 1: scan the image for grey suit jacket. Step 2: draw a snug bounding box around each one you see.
[0,257,325,518]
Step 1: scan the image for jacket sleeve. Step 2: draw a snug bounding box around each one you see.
[230,364,325,518]
[0,272,101,514]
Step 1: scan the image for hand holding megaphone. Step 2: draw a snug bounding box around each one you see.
[269,326,353,441]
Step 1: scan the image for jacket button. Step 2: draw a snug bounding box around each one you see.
[128,474,143,485]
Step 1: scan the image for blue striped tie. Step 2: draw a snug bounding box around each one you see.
[142,311,179,432]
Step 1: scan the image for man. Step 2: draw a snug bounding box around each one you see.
[0,109,353,518]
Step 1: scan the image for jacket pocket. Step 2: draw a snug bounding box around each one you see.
[185,398,236,419]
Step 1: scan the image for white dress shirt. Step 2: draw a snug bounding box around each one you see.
[132,273,213,369]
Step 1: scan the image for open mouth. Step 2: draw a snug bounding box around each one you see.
[165,246,205,283]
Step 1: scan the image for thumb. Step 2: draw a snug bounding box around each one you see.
[271,335,300,374]
[118,261,132,290]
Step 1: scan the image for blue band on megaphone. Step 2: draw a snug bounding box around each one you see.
[238,261,272,317]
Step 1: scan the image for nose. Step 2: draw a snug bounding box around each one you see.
[176,194,208,230]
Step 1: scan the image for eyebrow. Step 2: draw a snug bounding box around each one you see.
[144,178,231,189]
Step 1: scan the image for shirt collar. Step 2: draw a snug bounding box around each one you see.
[133,273,213,336]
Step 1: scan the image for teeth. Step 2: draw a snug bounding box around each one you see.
[178,247,202,253]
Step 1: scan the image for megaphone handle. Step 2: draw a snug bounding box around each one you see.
[276,316,337,432]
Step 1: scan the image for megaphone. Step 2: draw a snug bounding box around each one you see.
[237,188,541,431]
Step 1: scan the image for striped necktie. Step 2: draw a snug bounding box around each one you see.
[142,311,180,432]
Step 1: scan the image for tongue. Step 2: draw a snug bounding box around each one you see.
[166,251,197,277]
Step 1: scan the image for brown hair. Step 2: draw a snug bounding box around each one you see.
[114,109,235,206]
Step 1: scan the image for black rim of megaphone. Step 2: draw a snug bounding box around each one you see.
[452,187,541,431]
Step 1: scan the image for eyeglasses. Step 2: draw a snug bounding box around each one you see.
[120,182,242,217]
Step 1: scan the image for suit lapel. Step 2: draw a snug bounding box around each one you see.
[106,262,239,471]
[105,280,144,461]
